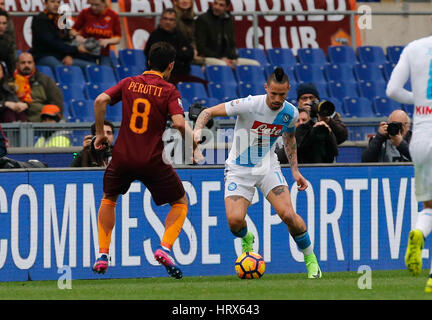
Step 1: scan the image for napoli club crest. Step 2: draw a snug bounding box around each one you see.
[228,182,237,191]
[283,114,290,122]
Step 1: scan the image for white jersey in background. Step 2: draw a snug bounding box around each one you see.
[387,35,432,202]
[386,35,432,132]
[224,95,298,173]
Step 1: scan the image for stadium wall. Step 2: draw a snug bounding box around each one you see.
[0,164,425,282]
[360,2,432,48]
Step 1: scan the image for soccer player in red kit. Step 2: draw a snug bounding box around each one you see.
[91,42,201,279]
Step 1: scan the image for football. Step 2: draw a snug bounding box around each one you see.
[235,252,266,279]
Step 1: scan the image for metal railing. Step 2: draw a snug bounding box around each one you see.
[2,117,381,149]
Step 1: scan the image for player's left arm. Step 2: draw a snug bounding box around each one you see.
[282,131,307,191]
[93,92,111,150]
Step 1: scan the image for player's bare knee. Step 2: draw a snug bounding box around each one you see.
[171,194,188,207]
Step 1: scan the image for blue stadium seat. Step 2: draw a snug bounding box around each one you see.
[372,96,402,117]
[110,50,120,67]
[116,65,144,80]
[235,65,266,84]
[353,63,385,82]
[238,81,266,97]
[85,65,117,84]
[382,61,396,81]
[358,80,387,100]
[85,82,116,100]
[286,97,297,106]
[180,98,191,112]
[312,82,329,98]
[265,64,297,83]
[357,46,387,64]
[177,82,208,101]
[60,83,86,103]
[62,104,73,122]
[190,65,205,79]
[37,65,56,81]
[193,97,220,107]
[118,49,147,69]
[55,66,86,84]
[387,45,404,63]
[105,102,122,122]
[343,97,375,117]
[208,82,238,101]
[327,45,357,65]
[294,64,326,83]
[205,65,237,85]
[296,48,327,66]
[70,99,94,122]
[267,48,296,66]
[328,81,358,100]
[323,63,356,82]
[287,83,298,100]
[403,104,414,117]
[237,48,270,67]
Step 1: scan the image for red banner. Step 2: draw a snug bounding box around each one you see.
[11,0,361,52]
[117,0,361,52]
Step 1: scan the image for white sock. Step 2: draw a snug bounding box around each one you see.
[302,245,314,256]
[415,208,432,239]
[161,245,171,252]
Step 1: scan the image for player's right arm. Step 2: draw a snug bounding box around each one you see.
[386,46,414,104]
[193,103,228,143]
[93,92,112,150]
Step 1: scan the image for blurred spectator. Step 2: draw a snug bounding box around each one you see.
[296,107,310,127]
[0,0,16,64]
[0,123,7,157]
[296,82,348,145]
[14,52,64,122]
[30,0,91,69]
[70,120,114,167]
[0,10,16,77]
[195,0,260,68]
[144,9,207,85]
[34,104,70,147]
[173,0,205,65]
[70,0,121,66]
[0,62,27,122]
[361,109,412,162]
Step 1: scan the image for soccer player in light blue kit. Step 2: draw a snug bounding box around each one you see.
[387,33,432,292]
[193,67,322,278]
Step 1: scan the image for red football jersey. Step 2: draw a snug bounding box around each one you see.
[73,8,121,56]
[104,71,184,170]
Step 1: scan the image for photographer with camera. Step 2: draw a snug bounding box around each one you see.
[70,120,115,167]
[297,82,348,145]
[277,83,347,164]
[361,109,411,163]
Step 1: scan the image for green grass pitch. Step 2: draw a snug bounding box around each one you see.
[1,269,432,300]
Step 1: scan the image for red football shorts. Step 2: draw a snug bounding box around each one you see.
[103,160,185,206]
